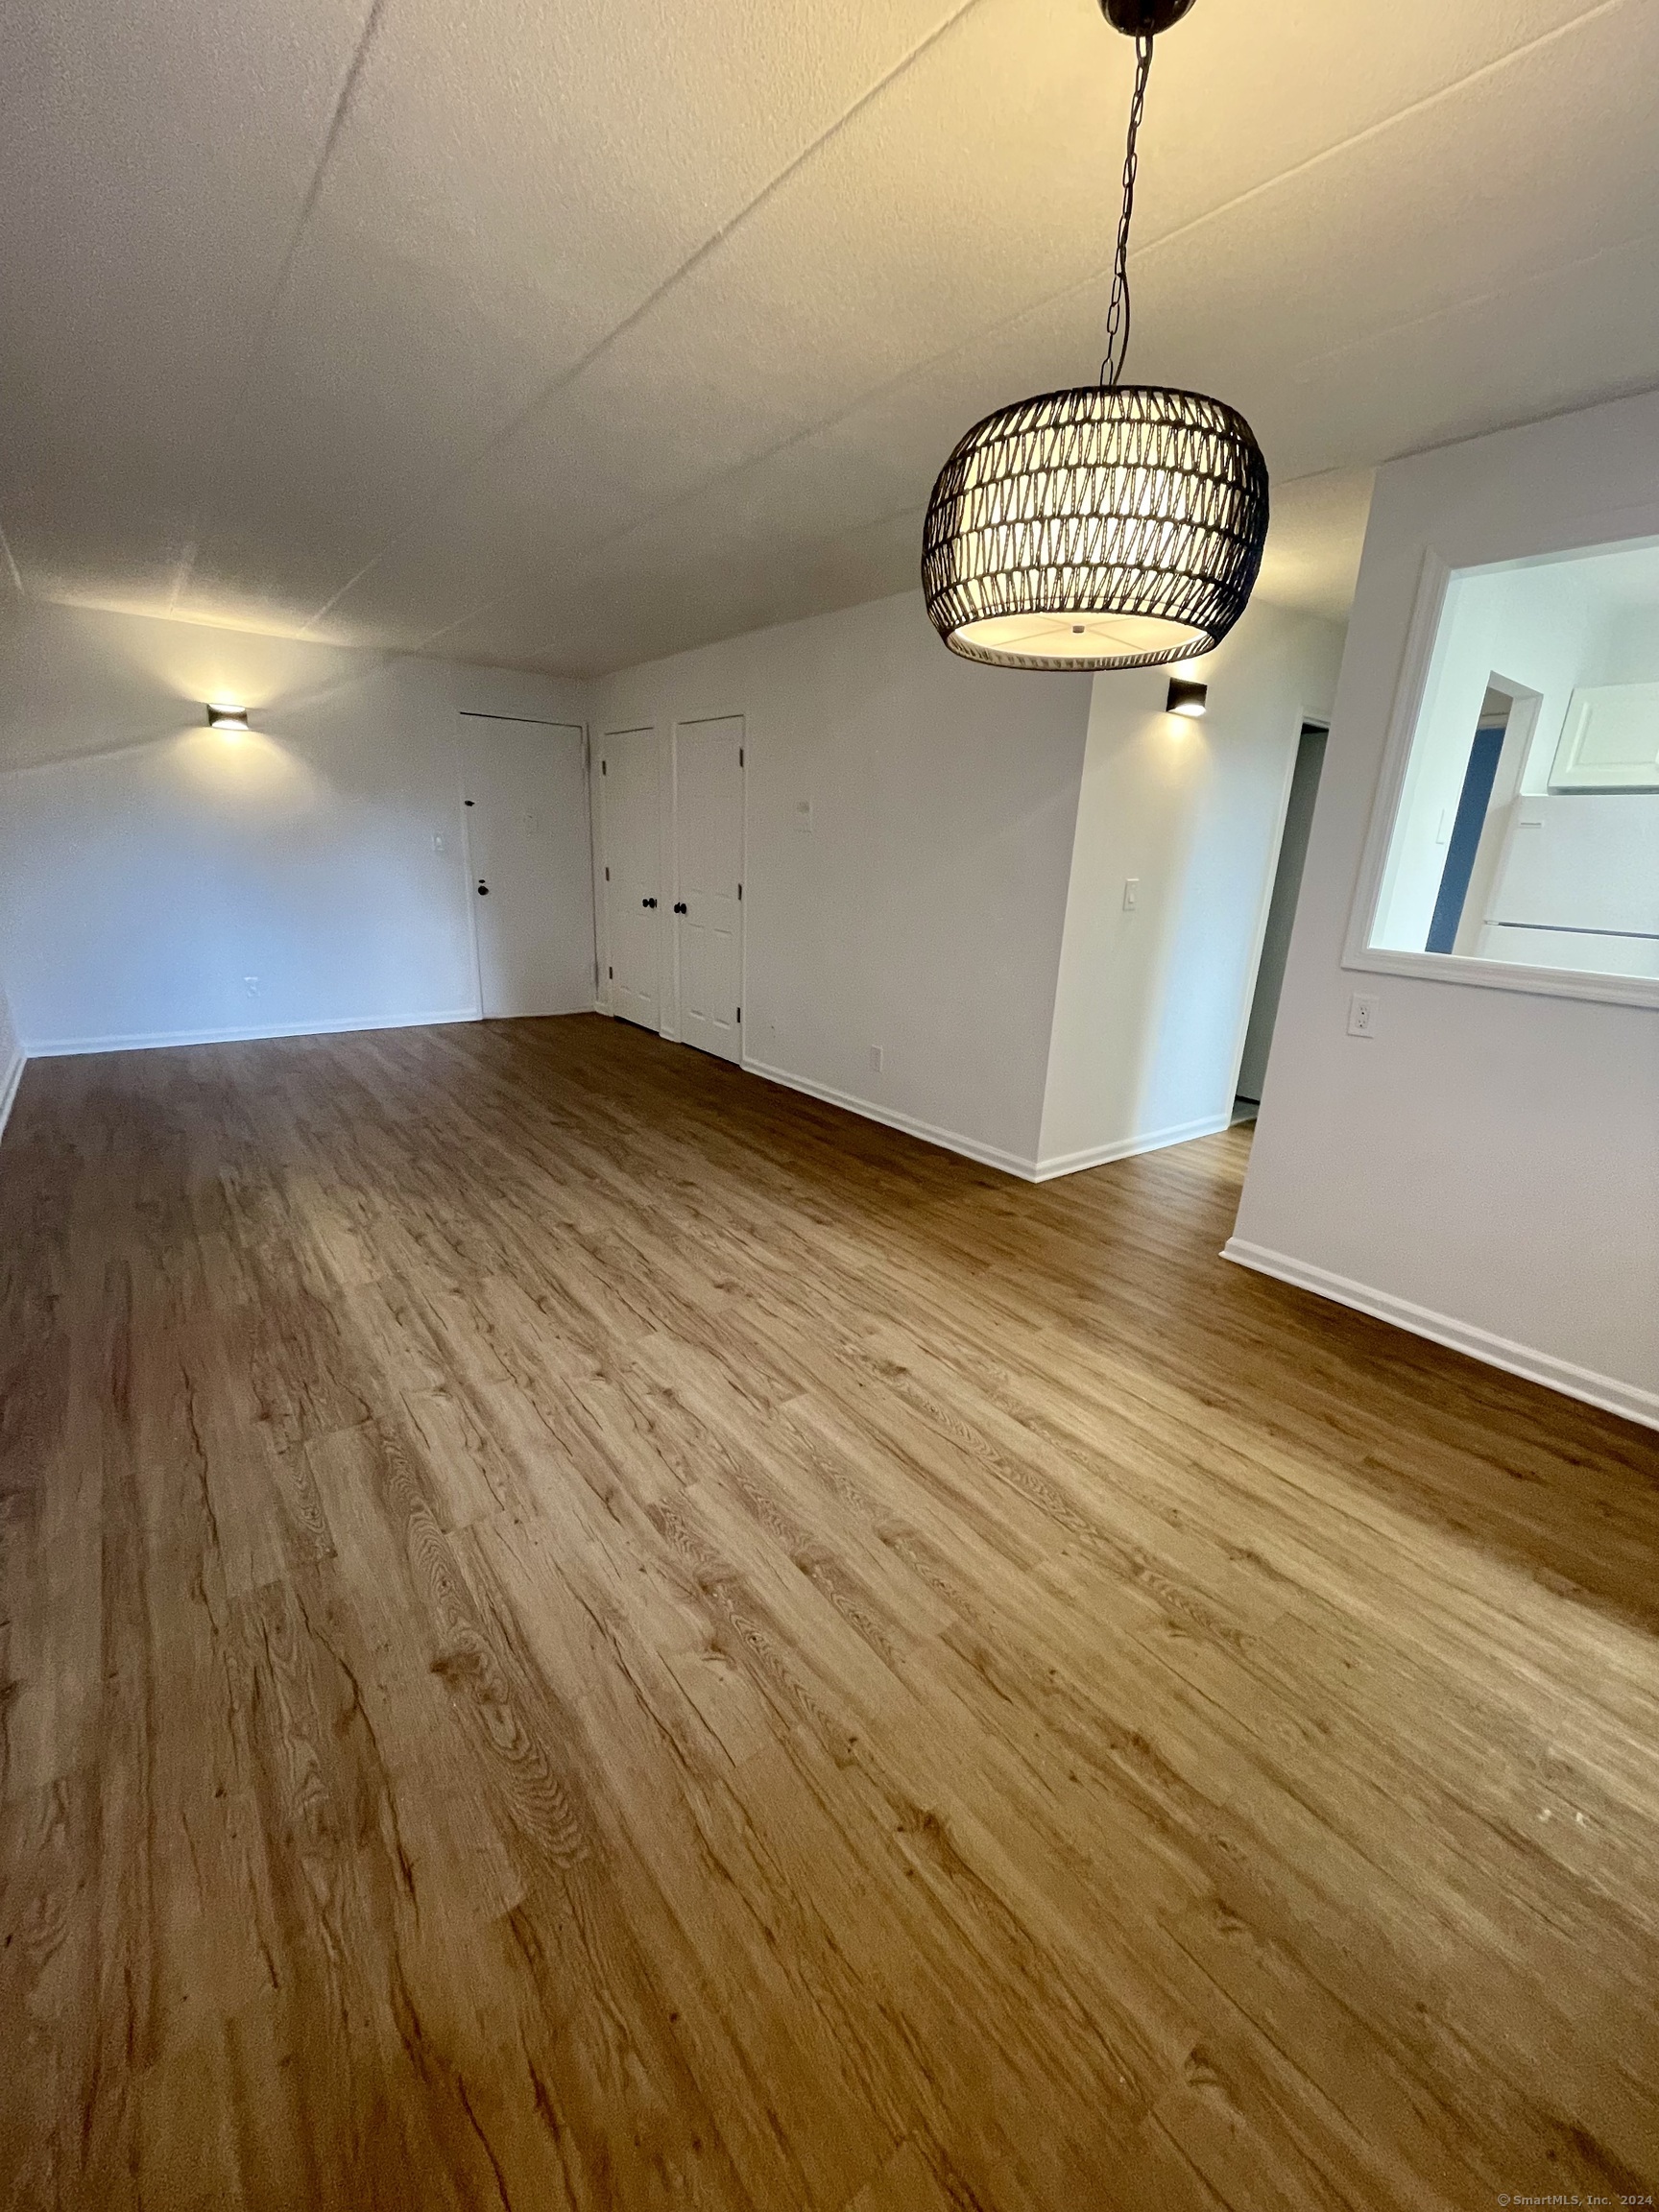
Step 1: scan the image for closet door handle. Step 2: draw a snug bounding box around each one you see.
[642,896,658,908]
[673,902,687,914]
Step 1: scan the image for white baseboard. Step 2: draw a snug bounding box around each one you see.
[0,1046,24,1144]
[1223,1237,1659,1433]
[742,1057,1040,1180]
[1032,1111,1234,1183]
[23,1007,481,1059]
[742,1062,1240,1187]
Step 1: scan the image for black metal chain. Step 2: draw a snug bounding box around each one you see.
[1099,32,1154,388]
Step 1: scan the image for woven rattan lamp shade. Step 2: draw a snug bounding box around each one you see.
[923,383,1269,672]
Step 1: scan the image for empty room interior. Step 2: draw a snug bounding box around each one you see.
[4,0,1659,2205]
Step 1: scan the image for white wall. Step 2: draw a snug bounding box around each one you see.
[1230,388,1659,1430]
[0,601,587,1054]
[591,589,1094,1175]
[1035,605,1344,1177]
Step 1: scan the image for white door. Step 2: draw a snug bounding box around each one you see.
[673,717,744,1062]
[460,715,593,1019]
[602,728,661,1031]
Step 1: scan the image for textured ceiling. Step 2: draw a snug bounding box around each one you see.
[2,0,1655,675]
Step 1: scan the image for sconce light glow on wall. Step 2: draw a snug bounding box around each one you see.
[205,703,251,733]
[923,0,1268,673]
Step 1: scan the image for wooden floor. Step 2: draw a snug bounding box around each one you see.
[2,1017,1657,2212]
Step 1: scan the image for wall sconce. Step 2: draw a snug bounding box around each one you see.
[205,703,251,733]
[1166,678,1208,718]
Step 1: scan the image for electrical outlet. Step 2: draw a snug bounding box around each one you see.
[869,1045,884,1073]
[244,976,259,998]
[1122,877,1140,911]
[793,799,813,834]
[1347,993,1378,1038]
[433,832,446,854]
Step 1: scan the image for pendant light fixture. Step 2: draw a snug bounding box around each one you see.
[923,0,1268,672]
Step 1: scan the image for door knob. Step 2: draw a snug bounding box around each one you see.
[476,879,490,896]
[642,896,658,908]
[673,901,687,914]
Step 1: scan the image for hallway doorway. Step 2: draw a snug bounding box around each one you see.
[1236,719,1328,1114]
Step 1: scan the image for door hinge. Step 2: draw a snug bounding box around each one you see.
[737,881,742,901]
[601,759,607,775]
[739,746,744,766]
[736,1005,741,1022]
[604,865,610,880]
[608,965,613,979]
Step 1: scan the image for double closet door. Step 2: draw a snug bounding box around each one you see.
[600,716,744,1063]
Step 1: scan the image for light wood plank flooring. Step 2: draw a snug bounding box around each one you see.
[2,1013,1657,2211]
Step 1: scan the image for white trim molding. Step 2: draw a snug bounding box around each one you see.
[0,1041,24,1144]
[1223,1237,1659,1433]
[745,1060,1236,1186]
[743,1057,1040,1180]
[24,1007,481,1059]
[1340,942,1659,1013]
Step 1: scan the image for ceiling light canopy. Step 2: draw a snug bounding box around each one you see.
[205,703,251,732]
[924,0,1268,673]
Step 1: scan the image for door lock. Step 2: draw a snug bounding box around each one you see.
[673,901,687,914]
[476,879,490,896]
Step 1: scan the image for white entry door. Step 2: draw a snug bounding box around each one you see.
[601,727,661,1031]
[673,717,744,1062]
[460,715,593,1018]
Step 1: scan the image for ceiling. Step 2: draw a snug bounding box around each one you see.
[2,0,1655,677]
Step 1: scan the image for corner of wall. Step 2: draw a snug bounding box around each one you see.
[1034,599,1346,1180]
[0,974,24,1144]
[0,601,603,1058]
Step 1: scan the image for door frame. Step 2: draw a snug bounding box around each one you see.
[1226,711,1331,1107]
[670,713,748,1060]
[456,709,593,1022]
